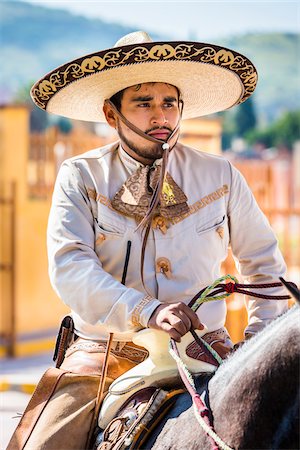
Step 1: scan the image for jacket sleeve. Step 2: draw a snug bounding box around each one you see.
[227,162,288,335]
[47,160,160,332]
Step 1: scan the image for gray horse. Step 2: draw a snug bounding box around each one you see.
[144,305,299,450]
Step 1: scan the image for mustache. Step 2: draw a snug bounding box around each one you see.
[146,126,173,134]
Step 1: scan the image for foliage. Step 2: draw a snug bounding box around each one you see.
[57,117,73,134]
[234,97,257,137]
[222,33,300,123]
[246,110,300,150]
[221,97,257,149]
[221,110,236,150]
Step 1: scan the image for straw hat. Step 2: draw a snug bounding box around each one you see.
[31,31,258,122]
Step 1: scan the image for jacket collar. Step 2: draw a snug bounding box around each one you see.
[118,144,163,174]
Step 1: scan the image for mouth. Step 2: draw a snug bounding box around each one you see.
[147,129,171,141]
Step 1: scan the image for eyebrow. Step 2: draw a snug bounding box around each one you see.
[130,95,178,103]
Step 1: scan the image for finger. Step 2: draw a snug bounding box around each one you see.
[180,304,204,330]
[161,322,182,342]
[167,316,188,336]
[177,310,192,332]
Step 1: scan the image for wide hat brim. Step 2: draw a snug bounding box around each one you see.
[31,37,258,122]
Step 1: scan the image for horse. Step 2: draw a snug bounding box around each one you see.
[139,305,300,450]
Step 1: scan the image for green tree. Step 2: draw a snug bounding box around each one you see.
[234,96,257,137]
[221,110,236,150]
[246,110,300,150]
[273,110,300,148]
[57,117,73,134]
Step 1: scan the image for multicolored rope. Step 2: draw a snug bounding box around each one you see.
[191,274,239,310]
[169,274,294,450]
[168,275,239,450]
[169,336,233,450]
[187,274,239,367]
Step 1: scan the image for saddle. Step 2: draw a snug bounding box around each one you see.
[96,326,232,449]
[98,327,219,429]
[95,386,184,450]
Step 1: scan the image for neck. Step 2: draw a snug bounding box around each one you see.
[121,141,170,166]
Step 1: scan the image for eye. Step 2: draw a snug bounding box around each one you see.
[137,102,150,108]
[164,102,175,108]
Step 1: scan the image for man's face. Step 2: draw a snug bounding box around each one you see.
[104,82,181,165]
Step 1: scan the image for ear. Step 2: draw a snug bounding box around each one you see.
[103,102,117,128]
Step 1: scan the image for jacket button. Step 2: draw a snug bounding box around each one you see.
[156,257,172,279]
[216,226,224,239]
[152,216,168,234]
[96,233,106,244]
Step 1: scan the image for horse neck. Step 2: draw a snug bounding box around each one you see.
[208,306,300,449]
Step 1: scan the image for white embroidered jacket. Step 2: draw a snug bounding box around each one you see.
[47,142,287,341]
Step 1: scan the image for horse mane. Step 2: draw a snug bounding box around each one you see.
[209,305,300,448]
[149,306,300,450]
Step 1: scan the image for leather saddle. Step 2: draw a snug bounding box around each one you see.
[98,327,220,428]
[95,327,232,449]
[95,385,184,450]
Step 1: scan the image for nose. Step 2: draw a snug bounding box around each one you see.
[151,106,168,127]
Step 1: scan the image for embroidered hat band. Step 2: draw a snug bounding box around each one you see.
[31,31,258,123]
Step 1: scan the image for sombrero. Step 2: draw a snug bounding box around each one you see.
[31,30,258,122]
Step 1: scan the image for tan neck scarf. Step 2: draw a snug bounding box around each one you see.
[112,164,189,223]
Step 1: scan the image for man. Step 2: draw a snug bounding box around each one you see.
[10,31,287,449]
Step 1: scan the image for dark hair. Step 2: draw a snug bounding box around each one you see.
[109,89,125,111]
[109,83,181,111]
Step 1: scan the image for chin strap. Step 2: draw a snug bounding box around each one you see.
[104,99,183,148]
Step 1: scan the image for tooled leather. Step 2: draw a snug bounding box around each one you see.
[186,328,233,364]
[98,387,159,450]
[65,340,148,363]
[61,340,149,376]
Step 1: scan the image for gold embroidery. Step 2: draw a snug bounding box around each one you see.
[170,184,229,224]
[131,295,154,327]
[31,42,257,109]
[87,188,115,211]
[162,180,176,205]
[87,188,97,201]
[111,168,189,220]
[87,184,229,225]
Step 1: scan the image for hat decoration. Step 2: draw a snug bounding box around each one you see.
[31,31,258,122]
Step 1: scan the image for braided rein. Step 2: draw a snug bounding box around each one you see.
[169,274,294,450]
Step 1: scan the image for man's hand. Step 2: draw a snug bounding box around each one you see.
[147,302,204,342]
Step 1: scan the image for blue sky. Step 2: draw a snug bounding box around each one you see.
[18,0,299,40]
